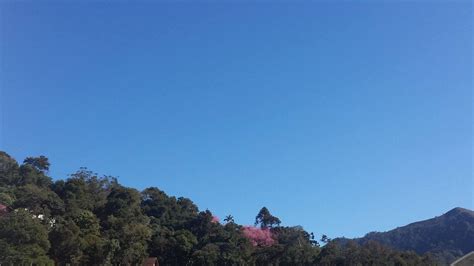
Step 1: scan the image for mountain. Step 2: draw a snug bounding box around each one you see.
[336,207,474,264]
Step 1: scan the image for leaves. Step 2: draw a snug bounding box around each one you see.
[0,209,53,265]
[0,151,441,265]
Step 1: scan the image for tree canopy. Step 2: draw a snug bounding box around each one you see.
[0,151,438,265]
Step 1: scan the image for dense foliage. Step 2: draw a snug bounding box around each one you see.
[337,207,474,265]
[0,151,439,265]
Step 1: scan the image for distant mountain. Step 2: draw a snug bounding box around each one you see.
[336,207,474,264]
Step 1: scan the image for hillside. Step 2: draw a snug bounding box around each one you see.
[0,151,438,265]
[339,207,474,264]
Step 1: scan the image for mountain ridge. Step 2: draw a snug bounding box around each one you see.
[335,207,474,264]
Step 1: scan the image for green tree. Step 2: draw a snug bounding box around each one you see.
[23,155,50,172]
[224,215,235,223]
[19,160,52,188]
[13,184,64,217]
[54,168,116,214]
[0,151,20,187]
[0,209,53,265]
[49,218,84,264]
[0,151,443,265]
[255,207,281,229]
[102,186,152,264]
[0,186,15,206]
[0,152,53,188]
[271,226,320,265]
[148,226,198,265]
[191,243,220,265]
[141,187,198,227]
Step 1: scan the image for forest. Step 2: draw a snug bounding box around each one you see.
[0,151,438,265]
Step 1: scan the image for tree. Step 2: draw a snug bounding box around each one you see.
[19,157,52,187]
[221,222,254,265]
[50,213,110,265]
[0,186,14,206]
[101,186,152,264]
[315,240,438,265]
[191,243,220,265]
[13,184,64,217]
[321,234,331,244]
[224,215,235,223]
[23,156,50,172]
[0,151,20,187]
[271,226,320,265]
[49,218,84,264]
[141,187,198,228]
[148,226,198,265]
[54,168,116,213]
[0,151,444,265]
[255,207,281,229]
[0,209,53,265]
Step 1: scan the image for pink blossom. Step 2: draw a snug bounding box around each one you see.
[211,215,220,223]
[242,226,275,246]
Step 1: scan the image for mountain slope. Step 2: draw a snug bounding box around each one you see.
[339,207,474,264]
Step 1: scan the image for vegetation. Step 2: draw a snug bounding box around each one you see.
[0,151,439,265]
[336,207,474,265]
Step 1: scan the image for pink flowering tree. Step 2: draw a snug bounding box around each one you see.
[211,215,220,224]
[242,226,275,246]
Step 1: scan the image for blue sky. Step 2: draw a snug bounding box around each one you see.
[1,1,472,238]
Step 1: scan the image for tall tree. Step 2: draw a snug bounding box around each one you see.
[19,157,52,188]
[255,207,281,229]
[23,156,50,172]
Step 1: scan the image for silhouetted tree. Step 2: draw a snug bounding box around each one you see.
[255,207,281,229]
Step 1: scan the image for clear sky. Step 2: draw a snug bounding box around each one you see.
[1,1,472,238]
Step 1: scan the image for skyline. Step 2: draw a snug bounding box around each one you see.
[1,1,472,239]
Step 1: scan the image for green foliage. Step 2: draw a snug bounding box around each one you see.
[49,210,109,265]
[149,226,198,265]
[341,207,474,265]
[0,186,15,206]
[101,186,152,265]
[23,156,50,172]
[19,162,52,188]
[0,152,52,188]
[191,243,220,265]
[272,226,320,265]
[49,218,84,264]
[0,151,448,265]
[255,206,282,229]
[0,209,53,265]
[316,240,438,266]
[53,168,116,213]
[13,184,64,217]
[0,151,20,187]
[142,187,198,228]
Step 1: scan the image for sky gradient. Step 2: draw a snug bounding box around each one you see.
[1,1,472,238]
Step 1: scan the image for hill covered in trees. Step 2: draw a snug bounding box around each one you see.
[336,207,474,264]
[0,151,440,265]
